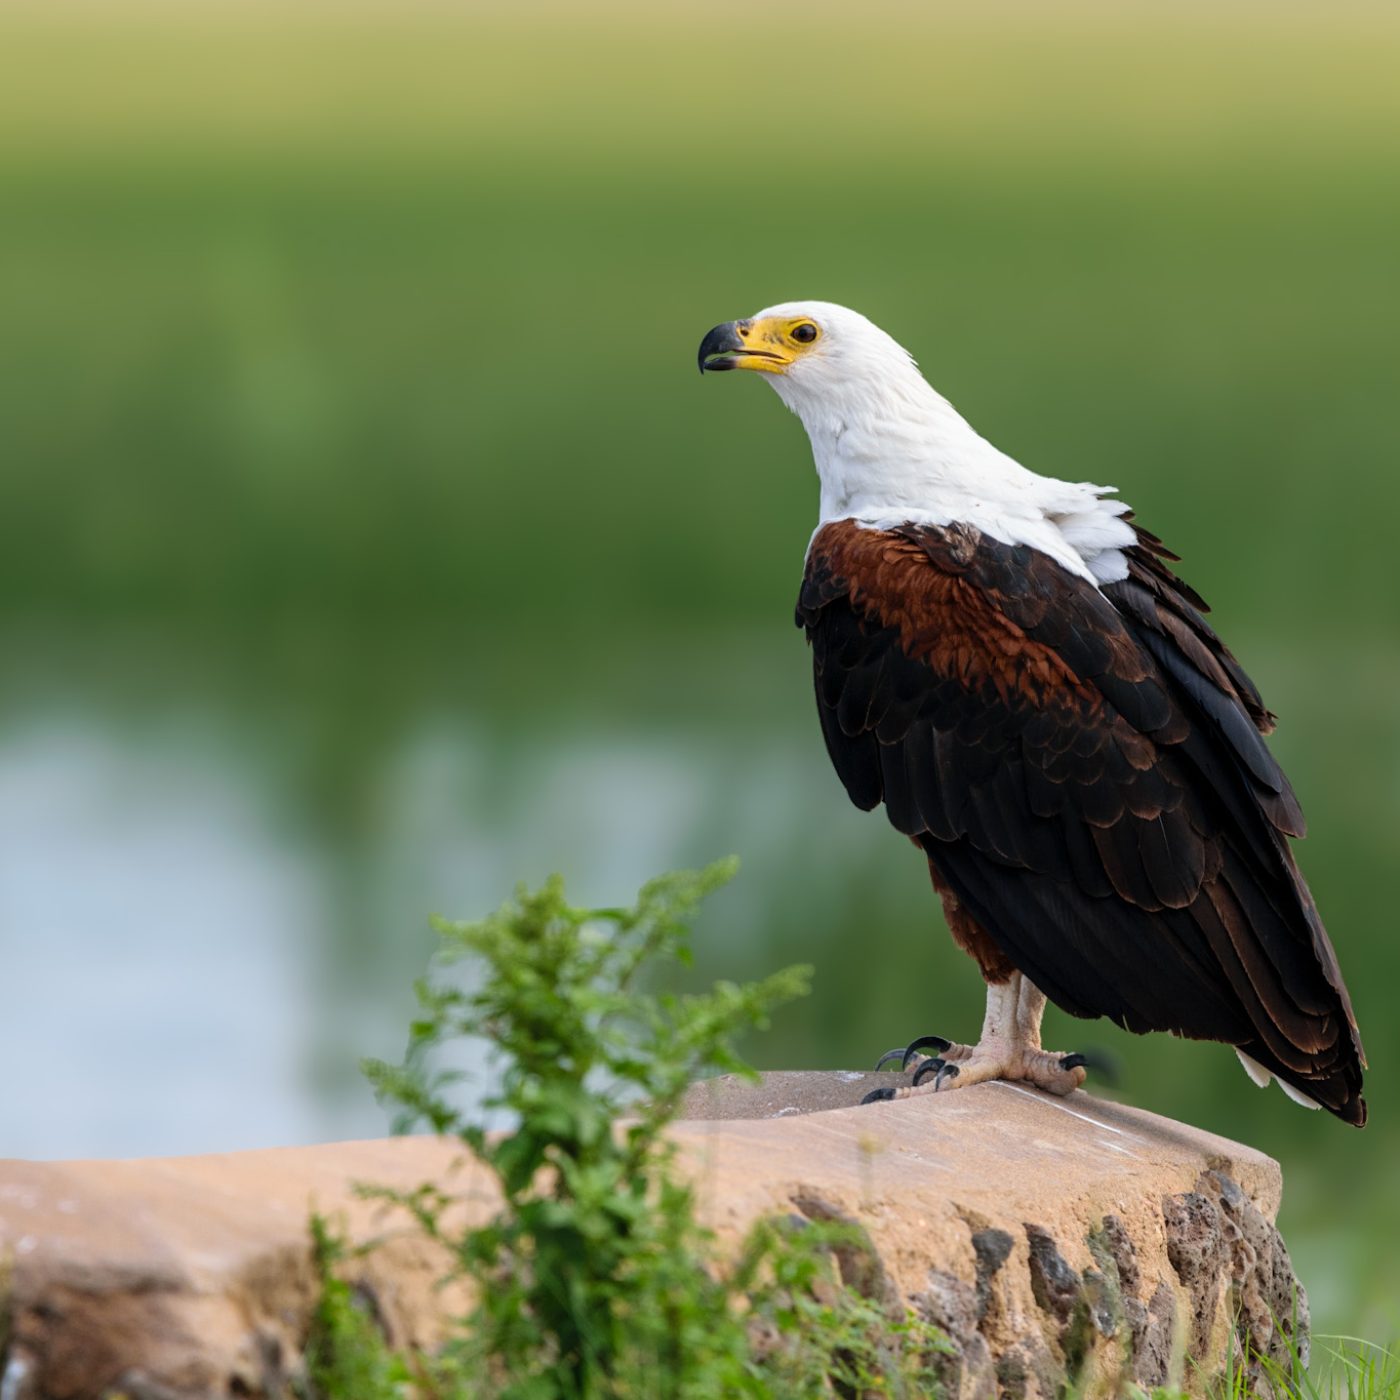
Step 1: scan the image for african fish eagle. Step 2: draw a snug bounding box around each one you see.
[699,301,1366,1126]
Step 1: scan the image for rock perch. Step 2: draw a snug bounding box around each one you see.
[0,1075,1307,1397]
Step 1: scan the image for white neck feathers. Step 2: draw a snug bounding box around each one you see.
[763,314,1133,586]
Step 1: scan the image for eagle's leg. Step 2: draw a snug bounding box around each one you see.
[864,974,1088,1103]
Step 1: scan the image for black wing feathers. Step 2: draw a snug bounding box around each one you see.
[799,519,1365,1124]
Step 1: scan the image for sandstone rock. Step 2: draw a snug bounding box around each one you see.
[0,1075,1306,1398]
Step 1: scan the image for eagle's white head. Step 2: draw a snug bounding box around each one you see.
[698,299,1135,586]
[698,300,925,424]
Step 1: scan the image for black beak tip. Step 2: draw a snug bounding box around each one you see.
[698,321,744,376]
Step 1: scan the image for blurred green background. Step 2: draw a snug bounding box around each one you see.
[0,0,1396,1339]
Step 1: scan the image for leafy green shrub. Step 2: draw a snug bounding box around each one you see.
[306,859,950,1398]
[305,1213,413,1400]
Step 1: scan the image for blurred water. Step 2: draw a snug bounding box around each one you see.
[0,722,317,1157]
[0,648,892,1160]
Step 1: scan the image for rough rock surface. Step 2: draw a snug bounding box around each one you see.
[0,1074,1306,1398]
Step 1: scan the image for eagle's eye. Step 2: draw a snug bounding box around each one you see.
[791,322,819,345]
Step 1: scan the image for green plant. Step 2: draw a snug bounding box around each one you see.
[307,859,949,1398]
[304,1213,412,1400]
[362,857,790,1395]
[1121,1332,1400,1400]
[1231,1334,1400,1400]
[728,1213,952,1395]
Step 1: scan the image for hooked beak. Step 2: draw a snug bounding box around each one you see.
[697,319,792,376]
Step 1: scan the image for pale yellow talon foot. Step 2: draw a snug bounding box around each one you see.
[861,975,1088,1106]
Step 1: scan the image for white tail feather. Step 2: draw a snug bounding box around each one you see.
[1236,1049,1273,1088]
[1236,1048,1322,1110]
[1278,1079,1322,1111]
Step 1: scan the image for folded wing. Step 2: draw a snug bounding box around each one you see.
[797,518,1366,1124]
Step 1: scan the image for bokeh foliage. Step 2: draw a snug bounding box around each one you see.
[1,1,1396,1338]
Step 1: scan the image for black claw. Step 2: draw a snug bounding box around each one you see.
[900,1034,952,1070]
[911,1057,947,1087]
[1062,1046,1122,1087]
[861,1087,897,1105]
[934,1062,961,1091]
[874,1047,909,1072]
